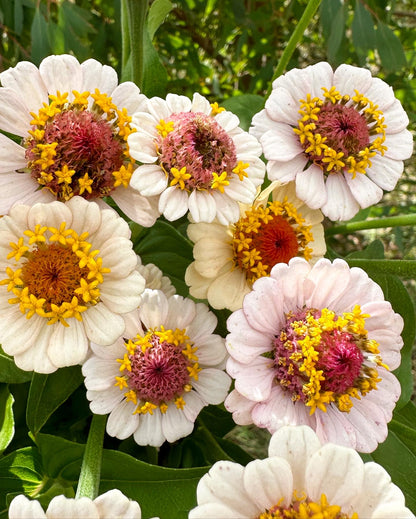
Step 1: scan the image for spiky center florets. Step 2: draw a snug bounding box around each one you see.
[257,493,357,519]
[293,87,387,178]
[156,110,248,192]
[115,327,201,415]
[25,90,136,201]
[0,223,110,326]
[231,199,313,283]
[273,305,386,414]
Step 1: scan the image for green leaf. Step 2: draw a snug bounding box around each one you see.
[134,220,193,297]
[141,25,168,98]
[0,385,14,454]
[13,0,23,35]
[221,94,265,131]
[198,405,237,438]
[351,0,375,52]
[30,8,51,64]
[26,366,84,436]
[0,346,32,384]
[346,239,385,260]
[327,3,345,61]
[147,0,173,40]
[0,447,43,515]
[36,433,208,519]
[319,0,342,40]
[376,21,407,72]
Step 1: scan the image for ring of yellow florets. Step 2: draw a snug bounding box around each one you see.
[154,103,249,194]
[293,87,387,178]
[231,199,313,283]
[115,326,201,416]
[273,305,387,415]
[257,492,358,519]
[0,223,110,326]
[25,89,136,201]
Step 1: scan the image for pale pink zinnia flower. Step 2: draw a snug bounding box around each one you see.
[225,257,403,453]
[8,489,158,519]
[128,93,266,224]
[0,54,159,225]
[82,289,231,446]
[185,181,326,311]
[250,62,413,221]
[189,425,414,519]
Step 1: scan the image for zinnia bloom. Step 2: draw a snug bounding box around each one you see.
[8,489,158,519]
[136,256,175,297]
[185,182,326,311]
[250,62,413,221]
[189,425,414,519]
[225,257,403,453]
[0,197,144,373]
[0,54,159,225]
[82,289,231,446]
[128,93,266,223]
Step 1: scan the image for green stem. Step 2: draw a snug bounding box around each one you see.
[267,0,322,96]
[75,414,107,500]
[326,214,416,236]
[346,258,416,278]
[121,0,130,75]
[125,0,149,88]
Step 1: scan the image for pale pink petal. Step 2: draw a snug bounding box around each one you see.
[366,154,404,191]
[192,368,231,404]
[130,164,167,195]
[260,125,303,161]
[383,130,413,160]
[315,404,357,449]
[305,258,352,309]
[224,389,255,425]
[270,258,311,312]
[265,87,300,125]
[111,187,159,227]
[227,356,274,402]
[266,155,308,183]
[320,173,360,221]
[333,64,373,96]
[295,164,327,209]
[344,172,383,209]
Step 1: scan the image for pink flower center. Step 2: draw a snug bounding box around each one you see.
[272,306,384,414]
[157,111,237,190]
[127,335,191,404]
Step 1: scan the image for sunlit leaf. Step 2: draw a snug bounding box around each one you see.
[147,0,173,40]
[0,385,14,454]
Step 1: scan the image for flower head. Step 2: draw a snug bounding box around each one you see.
[225,257,403,452]
[0,54,159,225]
[128,93,265,224]
[82,289,231,446]
[185,182,326,311]
[8,489,157,519]
[0,197,145,373]
[250,62,413,221]
[189,425,414,519]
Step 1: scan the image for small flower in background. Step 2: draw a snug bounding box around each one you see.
[128,93,265,224]
[136,256,176,297]
[189,425,414,519]
[0,54,159,225]
[250,62,413,221]
[8,489,159,519]
[225,257,403,453]
[82,289,231,446]
[185,181,326,311]
[0,196,144,373]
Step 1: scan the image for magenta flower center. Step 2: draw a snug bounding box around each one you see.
[272,306,384,414]
[157,111,238,190]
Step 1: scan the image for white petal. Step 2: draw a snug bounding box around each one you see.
[362,77,396,111]
[211,191,240,224]
[188,190,217,222]
[207,268,250,312]
[8,494,47,519]
[295,164,327,209]
[0,172,40,214]
[94,489,142,519]
[112,81,147,114]
[215,110,240,132]
[83,303,125,345]
[82,356,118,391]
[48,320,89,368]
[99,237,137,278]
[366,154,404,191]
[384,130,413,160]
[182,390,206,422]
[333,64,373,96]
[226,177,257,204]
[164,294,196,330]
[134,407,165,446]
[189,503,244,519]
[186,302,217,341]
[224,389,255,425]
[127,132,158,163]
[195,334,226,366]
[191,92,211,113]
[111,187,159,227]
[0,310,43,355]
[27,200,73,230]
[39,55,83,97]
[192,368,231,404]
[158,186,189,220]
[90,205,131,244]
[12,323,56,374]
[46,495,99,519]
[106,400,140,440]
[139,289,169,329]
[266,155,308,183]
[265,87,300,125]
[383,98,409,133]
[320,173,360,221]
[166,92,192,113]
[161,405,194,443]
[130,164,167,196]
[0,134,26,172]
[88,385,124,414]
[66,197,102,235]
[243,457,293,510]
[0,87,33,136]
[80,59,118,96]
[344,172,383,209]
[260,125,303,161]
[100,273,144,313]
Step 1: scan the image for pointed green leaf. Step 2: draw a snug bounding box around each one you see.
[147,0,173,40]
[26,366,84,436]
[0,346,32,384]
[30,8,51,64]
[221,94,265,131]
[352,0,375,51]
[376,21,407,72]
[142,25,168,97]
[0,385,14,454]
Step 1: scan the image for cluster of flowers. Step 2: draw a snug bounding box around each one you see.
[0,54,413,517]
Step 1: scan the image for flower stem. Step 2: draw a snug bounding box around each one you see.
[124,0,149,88]
[346,258,416,278]
[75,414,107,500]
[267,0,322,95]
[326,214,416,236]
[121,0,130,75]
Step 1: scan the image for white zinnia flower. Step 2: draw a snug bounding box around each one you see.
[250,62,413,221]
[136,256,175,297]
[189,425,414,519]
[82,289,231,446]
[185,181,326,311]
[225,257,403,453]
[0,54,159,225]
[0,196,144,373]
[128,93,266,224]
[8,489,158,519]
